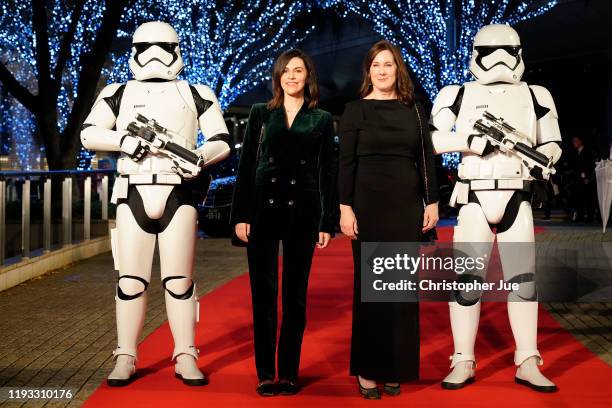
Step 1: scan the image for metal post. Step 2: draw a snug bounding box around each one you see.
[21,178,30,260]
[101,175,108,220]
[0,177,5,265]
[43,177,51,252]
[62,176,72,246]
[84,176,91,241]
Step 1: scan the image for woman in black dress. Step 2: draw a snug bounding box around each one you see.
[339,40,439,398]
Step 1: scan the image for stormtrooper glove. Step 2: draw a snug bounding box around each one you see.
[120,135,148,162]
[467,134,496,156]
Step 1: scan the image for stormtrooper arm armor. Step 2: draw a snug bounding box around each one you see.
[430,85,474,154]
[80,83,126,151]
[191,85,231,168]
[530,85,562,165]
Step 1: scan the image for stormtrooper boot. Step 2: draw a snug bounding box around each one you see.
[442,301,480,389]
[107,289,146,386]
[508,301,557,392]
[165,280,208,386]
[107,355,137,387]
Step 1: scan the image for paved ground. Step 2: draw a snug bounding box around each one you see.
[0,223,610,407]
[0,238,248,407]
[534,223,612,366]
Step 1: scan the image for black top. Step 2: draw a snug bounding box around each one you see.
[230,103,337,238]
[339,99,439,206]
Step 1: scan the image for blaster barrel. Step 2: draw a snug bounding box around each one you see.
[513,142,550,167]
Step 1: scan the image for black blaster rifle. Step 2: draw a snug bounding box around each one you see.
[473,111,556,180]
[127,114,203,177]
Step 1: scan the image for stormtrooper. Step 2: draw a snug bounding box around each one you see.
[81,21,231,386]
[430,24,562,392]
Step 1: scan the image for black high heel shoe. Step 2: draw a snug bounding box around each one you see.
[357,376,381,399]
[383,383,401,396]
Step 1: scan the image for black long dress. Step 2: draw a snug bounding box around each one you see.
[339,99,439,382]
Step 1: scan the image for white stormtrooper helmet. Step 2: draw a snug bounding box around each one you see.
[129,21,184,81]
[469,24,525,85]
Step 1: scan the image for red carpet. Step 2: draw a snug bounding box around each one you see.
[85,227,611,407]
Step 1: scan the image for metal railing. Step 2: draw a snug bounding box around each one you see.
[0,169,115,265]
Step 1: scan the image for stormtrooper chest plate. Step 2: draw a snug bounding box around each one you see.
[455,82,537,181]
[115,80,198,175]
[456,81,536,142]
[116,80,198,148]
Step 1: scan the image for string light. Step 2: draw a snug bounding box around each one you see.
[1,1,557,170]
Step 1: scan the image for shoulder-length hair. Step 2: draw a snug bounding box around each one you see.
[267,49,319,110]
[358,40,414,105]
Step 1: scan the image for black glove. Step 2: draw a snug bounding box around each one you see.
[529,166,546,181]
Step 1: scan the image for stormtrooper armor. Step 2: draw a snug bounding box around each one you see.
[431,24,562,392]
[81,21,231,386]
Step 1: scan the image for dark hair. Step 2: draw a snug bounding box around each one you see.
[267,49,319,110]
[358,40,414,105]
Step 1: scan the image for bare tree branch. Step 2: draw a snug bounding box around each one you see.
[31,0,51,106]
[52,0,86,96]
[0,62,37,112]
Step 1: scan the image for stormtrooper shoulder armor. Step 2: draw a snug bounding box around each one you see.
[80,83,127,151]
[529,85,562,154]
[430,85,472,154]
[529,85,558,119]
[190,84,216,118]
[189,83,231,167]
[431,84,464,120]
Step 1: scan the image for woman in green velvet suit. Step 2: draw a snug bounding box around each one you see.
[230,49,337,396]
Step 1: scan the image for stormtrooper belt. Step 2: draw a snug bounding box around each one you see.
[119,174,182,185]
[450,179,533,207]
[461,179,532,191]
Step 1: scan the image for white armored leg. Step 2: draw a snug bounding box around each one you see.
[442,301,479,389]
[443,203,494,390]
[498,201,556,392]
[108,204,156,386]
[508,302,556,392]
[159,205,207,386]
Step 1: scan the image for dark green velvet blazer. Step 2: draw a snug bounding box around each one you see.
[230,102,337,240]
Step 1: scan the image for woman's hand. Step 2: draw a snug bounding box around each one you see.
[422,202,439,233]
[340,204,359,240]
[235,223,250,243]
[317,232,331,249]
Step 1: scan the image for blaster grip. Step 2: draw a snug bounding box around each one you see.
[165,142,200,165]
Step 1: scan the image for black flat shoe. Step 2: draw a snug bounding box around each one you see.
[383,383,401,396]
[441,376,475,390]
[277,380,300,395]
[515,377,558,393]
[357,377,381,400]
[256,381,277,397]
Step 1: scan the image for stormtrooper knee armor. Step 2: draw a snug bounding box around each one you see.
[80,21,231,387]
[431,24,562,392]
